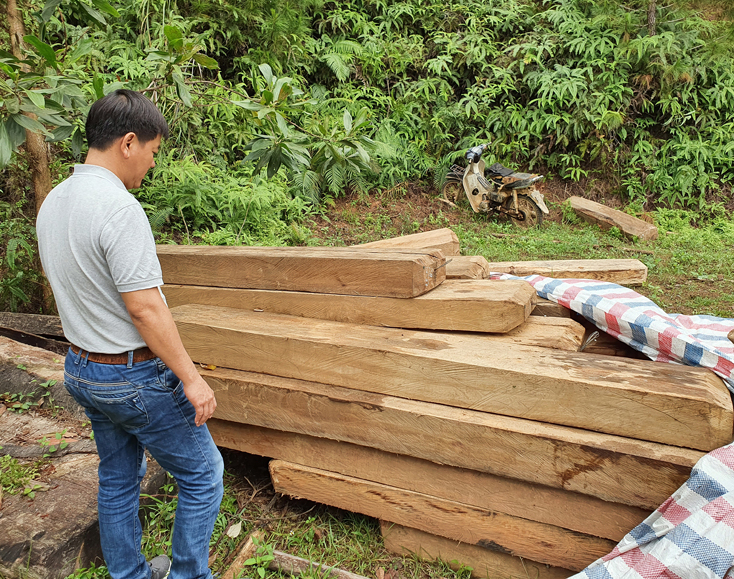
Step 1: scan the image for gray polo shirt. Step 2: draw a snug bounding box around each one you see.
[37,164,163,353]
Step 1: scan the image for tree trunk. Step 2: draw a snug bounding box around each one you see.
[7,0,56,313]
[7,0,54,215]
[648,0,657,36]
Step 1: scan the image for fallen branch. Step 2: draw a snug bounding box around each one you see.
[621,247,654,255]
[221,529,265,579]
[268,550,370,579]
[436,197,457,208]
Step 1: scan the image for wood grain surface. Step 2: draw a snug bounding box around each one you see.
[209,419,651,541]
[568,197,659,241]
[484,258,648,285]
[157,245,446,298]
[270,460,616,571]
[355,228,460,256]
[381,522,574,579]
[202,367,703,509]
[445,255,490,279]
[173,304,734,450]
[163,278,535,334]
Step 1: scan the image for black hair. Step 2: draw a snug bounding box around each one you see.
[85,89,170,151]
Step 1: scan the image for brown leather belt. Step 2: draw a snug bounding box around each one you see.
[69,344,157,365]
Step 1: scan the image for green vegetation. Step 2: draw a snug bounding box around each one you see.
[0,454,42,497]
[1,0,734,312]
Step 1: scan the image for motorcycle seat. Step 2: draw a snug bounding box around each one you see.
[486,162,515,177]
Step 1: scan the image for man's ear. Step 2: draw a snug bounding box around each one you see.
[119,132,137,159]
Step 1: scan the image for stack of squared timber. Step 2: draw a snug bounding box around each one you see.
[162,233,734,578]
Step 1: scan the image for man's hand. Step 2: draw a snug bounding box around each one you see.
[183,375,217,426]
[121,288,218,427]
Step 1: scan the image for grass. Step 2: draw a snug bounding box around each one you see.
[64,452,474,579]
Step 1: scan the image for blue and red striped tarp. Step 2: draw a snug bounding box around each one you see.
[490,274,734,390]
[490,274,734,578]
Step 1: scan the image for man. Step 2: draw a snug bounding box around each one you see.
[37,89,223,579]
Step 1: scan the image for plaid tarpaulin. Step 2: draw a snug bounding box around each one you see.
[490,273,734,578]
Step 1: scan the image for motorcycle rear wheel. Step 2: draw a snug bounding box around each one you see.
[508,194,543,228]
[441,180,463,204]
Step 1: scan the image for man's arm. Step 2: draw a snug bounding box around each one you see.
[121,287,216,426]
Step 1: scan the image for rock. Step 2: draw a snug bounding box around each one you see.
[0,397,168,579]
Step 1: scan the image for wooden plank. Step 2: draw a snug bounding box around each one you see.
[202,367,703,509]
[580,329,647,359]
[209,420,651,541]
[270,461,616,572]
[484,258,648,285]
[163,279,536,334]
[568,197,659,241]
[355,228,460,256]
[157,245,446,298]
[0,313,64,338]
[268,551,370,579]
[445,255,489,279]
[482,316,584,351]
[381,522,573,579]
[174,305,734,450]
[531,298,571,318]
[221,530,263,579]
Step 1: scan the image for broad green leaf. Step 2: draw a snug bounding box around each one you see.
[258,63,274,85]
[103,81,124,95]
[343,109,352,133]
[0,49,20,62]
[0,122,12,167]
[262,90,274,105]
[5,117,26,148]
[36,111,71,126]
[79,3,107,26]
[25,90,45,109]
[68,38,94,63]
[93,73,105,100]
[23,36,57,67]
[172,72,192,107]
[231,100,260,111]
[11,113,51,136]
[46,125,74,142]
[6,97,20,115]
[275,113,289,137]
[42,0,64,22]
[164,26,184,51]
[71,128,84,158]
[90,0,120,17]
[192,53,218,70]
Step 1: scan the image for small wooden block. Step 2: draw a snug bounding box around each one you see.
[164,279,536,334]
[203,368,703,509]
[381,522,573,579]
[157,245,446,298]
[568,197,658,241]
[485,316,585,351]
[445,255,489,279]
[270,460,616,571]
[485,258,648,285]
[531,298,571,318]
[355,228,460,256]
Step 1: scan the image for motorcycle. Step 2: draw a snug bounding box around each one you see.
[441,144,549,227]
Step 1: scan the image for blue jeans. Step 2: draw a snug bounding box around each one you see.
[64,348,224,579]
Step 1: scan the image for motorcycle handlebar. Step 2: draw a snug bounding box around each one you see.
[465,143,488,163]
